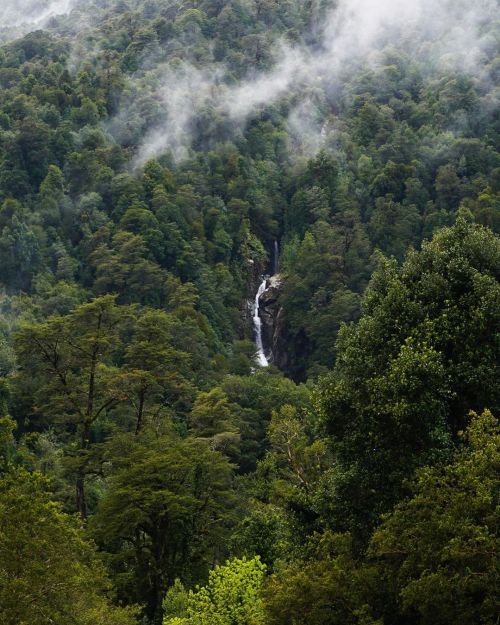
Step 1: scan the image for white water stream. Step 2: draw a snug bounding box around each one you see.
[253,241,280,367]
[253,278,270,367]
[273,239,279,275]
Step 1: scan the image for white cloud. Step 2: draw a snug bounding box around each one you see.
[120,0,498,165]
[0,0,75,37]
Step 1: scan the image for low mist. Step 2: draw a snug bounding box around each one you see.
[0,0,75,40]
[125,0,496,166]
[2,0,494,164]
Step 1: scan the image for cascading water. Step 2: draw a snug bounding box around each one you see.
[253,240,280,367]
[253,278,269,367]
[273,240,279,275]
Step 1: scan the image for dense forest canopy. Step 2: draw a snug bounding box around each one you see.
[0,0,498,624]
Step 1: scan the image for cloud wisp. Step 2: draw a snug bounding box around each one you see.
[118,0,498,166]
[0,0,76,40]
[1,0,75,28]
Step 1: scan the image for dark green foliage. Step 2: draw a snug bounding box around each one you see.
[90,433,236,623]
[262,411,499,625]
[0,2,498,624]
[264,534,381,625]
[317,217,500,542]
[369,410,499,625]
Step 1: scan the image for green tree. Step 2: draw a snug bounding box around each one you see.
[0,215,43,290]
[263,533,381,625]
[39,163,66,227]
[220,371,311,473]
[91,433,236,624]
[0,380,15,469]
[89,230,167,306]
[163,556,266,625]
[114,309,195,434]
[317,217,500,542]
[189,387,241,457]
[14,295,129,517]
[0,468,136,625]
[370,410,499,625]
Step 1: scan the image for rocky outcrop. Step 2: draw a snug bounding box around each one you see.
[258,275,290,370]
[240,257,267,339]
[259,275,280,349]
[271,304,291,371]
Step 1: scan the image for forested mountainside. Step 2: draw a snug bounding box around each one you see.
[0,1,498,624]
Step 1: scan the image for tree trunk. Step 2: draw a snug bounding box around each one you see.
[76,474,87,520]
[76,309,102,519]
[76,421,91,520]
[135,389,146,435]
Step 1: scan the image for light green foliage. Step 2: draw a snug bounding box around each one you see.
[0,468,137,625]
[163,557,266,625]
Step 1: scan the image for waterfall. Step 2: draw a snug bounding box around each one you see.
[273,240,279,275]
[253,278,269,367]
[253,241,280,367]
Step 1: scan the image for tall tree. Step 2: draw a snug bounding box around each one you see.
[15,295,128,518]
[317,217,500,543]
[91,433,237,624]
[114,309,195,435]
[370,410,499,625]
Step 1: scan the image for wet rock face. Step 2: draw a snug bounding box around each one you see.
[270,305,291,371]
[259,280,279,351]
[258,275,290,370]
[240,258,267,338]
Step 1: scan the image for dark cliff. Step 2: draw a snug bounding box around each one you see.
[258,275,290,371]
